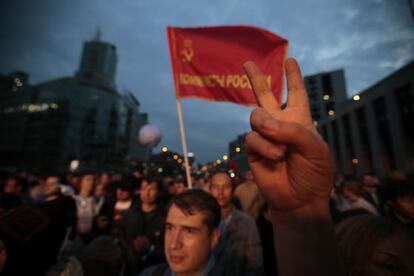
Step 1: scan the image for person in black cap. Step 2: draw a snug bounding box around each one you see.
[96,175,139,237]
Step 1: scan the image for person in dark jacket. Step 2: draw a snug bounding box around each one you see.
[119,176,165,273]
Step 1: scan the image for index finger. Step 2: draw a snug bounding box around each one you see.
[243,61,280,113]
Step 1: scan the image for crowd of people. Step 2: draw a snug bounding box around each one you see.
[0,58,413,276]
[0,164,413,276]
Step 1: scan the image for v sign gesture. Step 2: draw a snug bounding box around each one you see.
[243,58,343,276]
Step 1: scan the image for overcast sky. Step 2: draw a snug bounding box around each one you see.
[1,0,413,163]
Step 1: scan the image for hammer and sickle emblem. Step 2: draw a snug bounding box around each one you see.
[181,39,194,63]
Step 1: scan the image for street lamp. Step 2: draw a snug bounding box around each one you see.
[353,95,360,101]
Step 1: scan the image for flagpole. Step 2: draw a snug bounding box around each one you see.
[175,99,193,189]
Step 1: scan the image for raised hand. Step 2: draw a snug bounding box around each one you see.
[243,58,333,212]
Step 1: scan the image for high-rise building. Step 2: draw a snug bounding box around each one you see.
[316,61,414,176]
[0,36,150,173]
[76,31,117,90]
[304,69,347,122]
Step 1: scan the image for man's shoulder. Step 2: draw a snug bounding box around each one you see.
[235,182,249,191]
[139,263,170,276]
[235,182,257,194]
[228,209,258,235]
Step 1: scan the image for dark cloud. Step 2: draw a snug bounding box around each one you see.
[1,0,413,163]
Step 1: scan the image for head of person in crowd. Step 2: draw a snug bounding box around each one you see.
[3,177,22,195]
[132,164,144,179]
[334,172,345,189]
[210,172,234,210]
[243,170,254,183]
[139,176,161,210]
[98,172,111,186]
[116,176,135,203]
[43,174,61,200]
[196,175,210,193]
[67,173,81,192]
[164,189,221,276]
[335,214,414,276]
[362,172,380,189]
[161,175,173,189]
[79,173,95,197]
[26,177,43,203]
[167,180,176,195]
[383,180,414,225]
[94,183,108,198]
[173,176,188,195]
[110,176,136,224]
[342,179,364,203]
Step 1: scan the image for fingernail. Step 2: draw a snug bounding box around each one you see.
[270,148,281,159]
[243,61,255,69]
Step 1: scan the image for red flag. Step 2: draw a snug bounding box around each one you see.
[167,25,288,106]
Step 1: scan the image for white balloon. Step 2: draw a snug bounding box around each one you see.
[138,124,162,147]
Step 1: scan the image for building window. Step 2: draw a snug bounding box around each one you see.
[356,107,372,173]
[322,74,333,98]
[373,97,395,171]
[321,125,328,142]
[394,84,414,171]
[395,84,414,140]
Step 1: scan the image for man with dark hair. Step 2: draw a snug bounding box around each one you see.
[383,179,414,236]
[210,171,263,275]
[120,176,165,273]
[140,189,221,276]
[97,175,138,234]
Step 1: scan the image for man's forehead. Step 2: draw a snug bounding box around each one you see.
[167,204,206,228]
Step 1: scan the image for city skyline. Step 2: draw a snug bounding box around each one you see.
[1,0,413,163]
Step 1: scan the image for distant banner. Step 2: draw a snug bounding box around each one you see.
[166,25,288,106]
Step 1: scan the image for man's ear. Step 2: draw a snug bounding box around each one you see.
[210,228,220,248]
